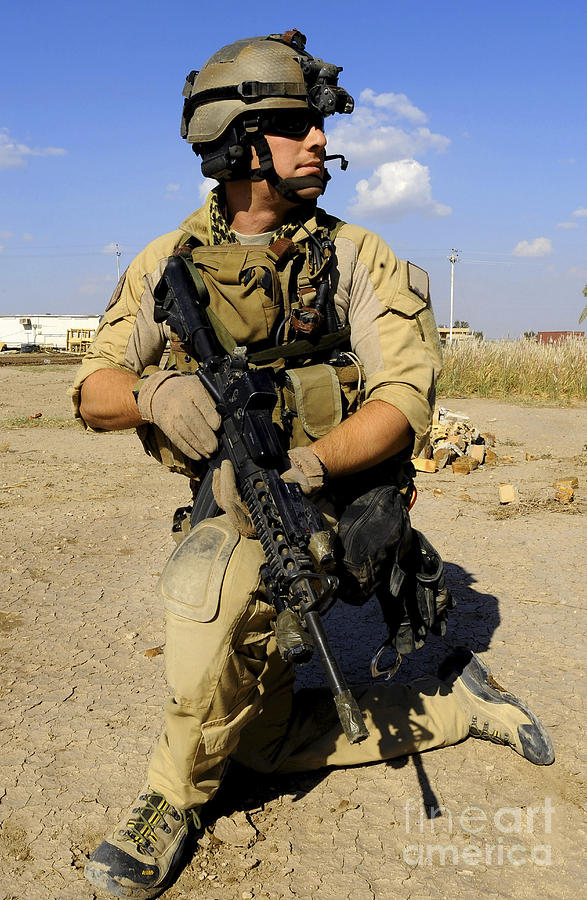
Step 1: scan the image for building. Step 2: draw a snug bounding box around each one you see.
[536,331,584,344]
[437,326,474,346]
[0,314,100,351]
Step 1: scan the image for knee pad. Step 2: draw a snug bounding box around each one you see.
[158,518,239,622]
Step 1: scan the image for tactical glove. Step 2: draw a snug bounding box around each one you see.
[212,447,327,537]
[135,369,221,461]
[212,459,257,539]
[281,446,328,496]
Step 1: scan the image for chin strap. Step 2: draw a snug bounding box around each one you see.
[245,124,328,202]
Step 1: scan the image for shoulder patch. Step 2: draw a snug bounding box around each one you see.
[407,262,430,303]
[103,269,128,314]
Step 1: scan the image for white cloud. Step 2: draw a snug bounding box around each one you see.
[166,183,180,192]
[556,221,579,230]
[572,207,587,217]
[359,88,427,123]
[0,128,66,169]
[326,90,449,169]
[349,159,451,221]
[198,178,216,201]
[0,230,13,239]
[21,232,33,241]
[512,237,552,257]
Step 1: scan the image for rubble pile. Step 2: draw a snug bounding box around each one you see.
[412,406,580,506]
[414,406,496,474]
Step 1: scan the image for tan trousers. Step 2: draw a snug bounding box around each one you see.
[148,516,469,810]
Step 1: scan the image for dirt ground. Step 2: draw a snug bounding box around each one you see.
[0,365,584,900]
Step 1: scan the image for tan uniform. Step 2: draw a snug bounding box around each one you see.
[72,193,469,811]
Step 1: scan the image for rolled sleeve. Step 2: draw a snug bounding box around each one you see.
[337,226,442,455]
[69,230,185,427]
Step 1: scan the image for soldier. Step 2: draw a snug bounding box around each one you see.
[74,30,554,900]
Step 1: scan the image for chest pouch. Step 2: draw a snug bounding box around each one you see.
[284,364,343,445]
[188,244,288,348]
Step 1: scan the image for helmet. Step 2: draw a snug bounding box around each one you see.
[180,29,354,201]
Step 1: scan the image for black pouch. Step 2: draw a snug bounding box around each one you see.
[337,485,412,605]
[337,483,455,654]
[378,529,455,655]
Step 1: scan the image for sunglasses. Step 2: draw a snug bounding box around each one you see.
[260,110,325,138]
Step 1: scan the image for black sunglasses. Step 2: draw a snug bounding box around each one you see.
[260,109,325,138]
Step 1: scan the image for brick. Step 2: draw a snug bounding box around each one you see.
[484,448,498,466]
[413,458,437,473]
[553,476,579,489]
[433,448,452,469]
[555,486,574,503]
[467,444,485,463]
[499,483,518,504]
[481,432,496,446]
[451,457,479,475]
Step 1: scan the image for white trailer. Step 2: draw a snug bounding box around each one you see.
[0,314,100,351]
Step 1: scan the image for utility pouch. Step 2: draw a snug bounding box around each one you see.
[284,364,343,443]
[378,529,455,656]
[337,482,455,654]
[337,485,412,605]
[189,244,286,347]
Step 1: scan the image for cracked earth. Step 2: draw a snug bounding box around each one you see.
[0,366,584,899]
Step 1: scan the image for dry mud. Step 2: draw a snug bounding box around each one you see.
[0,366,584,900]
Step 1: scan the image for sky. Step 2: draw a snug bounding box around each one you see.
[1,0,586,338]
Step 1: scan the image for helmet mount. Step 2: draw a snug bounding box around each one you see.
[181,30,354,202]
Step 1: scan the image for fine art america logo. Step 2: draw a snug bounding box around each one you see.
[403,798,554,867]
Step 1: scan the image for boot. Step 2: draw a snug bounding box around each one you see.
[84,786,200,899]
[439,647,555,765]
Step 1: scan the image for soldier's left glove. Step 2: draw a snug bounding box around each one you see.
[281,446,328,496]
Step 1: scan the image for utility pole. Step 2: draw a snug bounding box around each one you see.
[114,242,121,281]
[447,248,460,344]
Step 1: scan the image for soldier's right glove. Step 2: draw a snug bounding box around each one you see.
[212,459,257,538]
[135,369,221,461]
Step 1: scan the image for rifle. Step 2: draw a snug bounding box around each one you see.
[153,255,369,744]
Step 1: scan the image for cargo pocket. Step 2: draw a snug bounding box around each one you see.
[201,690,262,756]
[158,519,239,622]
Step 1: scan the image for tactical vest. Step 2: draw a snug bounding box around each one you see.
[137,217,366,479]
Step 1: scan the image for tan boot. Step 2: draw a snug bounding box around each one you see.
[84,786,200,898]
[439,648,555,765]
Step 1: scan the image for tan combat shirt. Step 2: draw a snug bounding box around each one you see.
[71,193,442,455]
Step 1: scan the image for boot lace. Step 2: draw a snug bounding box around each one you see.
[119,790,200,855]
[469,715,511,746]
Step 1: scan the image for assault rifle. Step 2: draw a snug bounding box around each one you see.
[153,255,369,744]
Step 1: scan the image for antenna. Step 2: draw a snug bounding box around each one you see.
[447,248,460,344]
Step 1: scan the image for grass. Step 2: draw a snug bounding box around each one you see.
[437,338,587,402]
[0,416,77,429]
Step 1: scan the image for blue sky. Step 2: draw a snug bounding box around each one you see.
[1,0,586,337]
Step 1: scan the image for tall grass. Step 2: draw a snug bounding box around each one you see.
[437,338,586,401]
